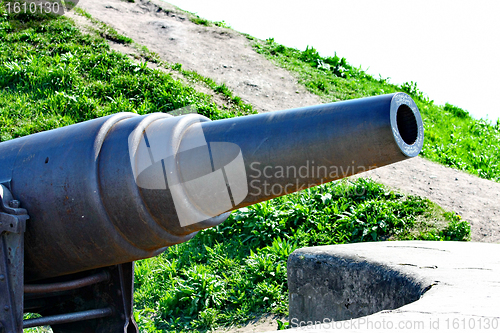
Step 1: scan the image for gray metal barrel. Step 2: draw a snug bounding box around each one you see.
[0,92,423,281]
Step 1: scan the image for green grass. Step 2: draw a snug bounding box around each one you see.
[0,6,472,333]
[0,8,254,141]
[253,39,500,182]
[134,178,469,332]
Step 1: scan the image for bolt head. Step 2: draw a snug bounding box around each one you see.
[8,200,20,209]
[0,275,4,281]
[3,306,9,311]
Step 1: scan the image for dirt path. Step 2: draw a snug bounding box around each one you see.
[71,0,500,244]
[73,0,320,113]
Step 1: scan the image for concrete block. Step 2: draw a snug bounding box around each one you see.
[266,241,500,332]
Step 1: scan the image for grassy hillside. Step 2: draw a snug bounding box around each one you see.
[0,6,472,333]
[0,9,255,141]
[252,39,500,182]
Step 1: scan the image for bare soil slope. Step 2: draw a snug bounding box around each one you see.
[71,0,500,244]
[74,0,320,113]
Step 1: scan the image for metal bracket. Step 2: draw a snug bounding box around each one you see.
[0,184,29,333]
[0,184,137,332]
[24,263,138,333]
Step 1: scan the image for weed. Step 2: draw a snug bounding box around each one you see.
[190,15,211,26]
[214,20,230,28]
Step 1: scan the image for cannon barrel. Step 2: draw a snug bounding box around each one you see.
[0,93,423,331]
[0,93,423,283]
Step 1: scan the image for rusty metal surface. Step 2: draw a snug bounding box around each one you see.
[0,234,20,333]
[0,185,29,333]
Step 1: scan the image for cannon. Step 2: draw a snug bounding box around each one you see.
[0,93,423,332]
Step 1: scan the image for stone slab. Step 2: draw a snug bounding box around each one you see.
[266,241,500,332]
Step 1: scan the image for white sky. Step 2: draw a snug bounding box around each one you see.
[164,0,500,122]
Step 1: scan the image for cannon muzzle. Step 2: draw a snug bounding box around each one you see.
[0,93,423,332]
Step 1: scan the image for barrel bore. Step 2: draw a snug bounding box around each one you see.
[396,104,419,145]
